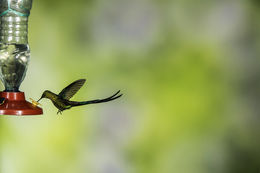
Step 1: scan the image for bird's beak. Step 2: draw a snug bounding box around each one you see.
[37,97,42,102]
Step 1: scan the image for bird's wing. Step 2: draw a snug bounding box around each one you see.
[58,79,86,100]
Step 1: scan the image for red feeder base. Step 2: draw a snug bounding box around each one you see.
[0,92,43,116]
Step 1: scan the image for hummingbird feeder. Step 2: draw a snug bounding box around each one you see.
[0,0,42,115]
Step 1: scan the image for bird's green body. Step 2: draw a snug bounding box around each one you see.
[43,91,72,112]
[38,79,122,114]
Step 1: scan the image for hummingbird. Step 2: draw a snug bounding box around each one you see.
[38,79,122,114]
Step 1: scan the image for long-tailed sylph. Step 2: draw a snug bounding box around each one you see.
[38,79,122,114]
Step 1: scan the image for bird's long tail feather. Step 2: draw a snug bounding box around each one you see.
[68,90,122,107]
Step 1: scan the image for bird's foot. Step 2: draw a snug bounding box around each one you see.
[57,110,63,115]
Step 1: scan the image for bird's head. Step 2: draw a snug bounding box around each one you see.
[38,90,52,102]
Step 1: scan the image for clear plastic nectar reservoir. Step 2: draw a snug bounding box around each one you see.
[0,0,32,92]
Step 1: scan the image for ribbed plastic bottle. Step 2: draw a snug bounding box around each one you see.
[0,0,32,92]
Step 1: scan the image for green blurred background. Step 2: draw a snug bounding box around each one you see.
[0,0,260,172]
